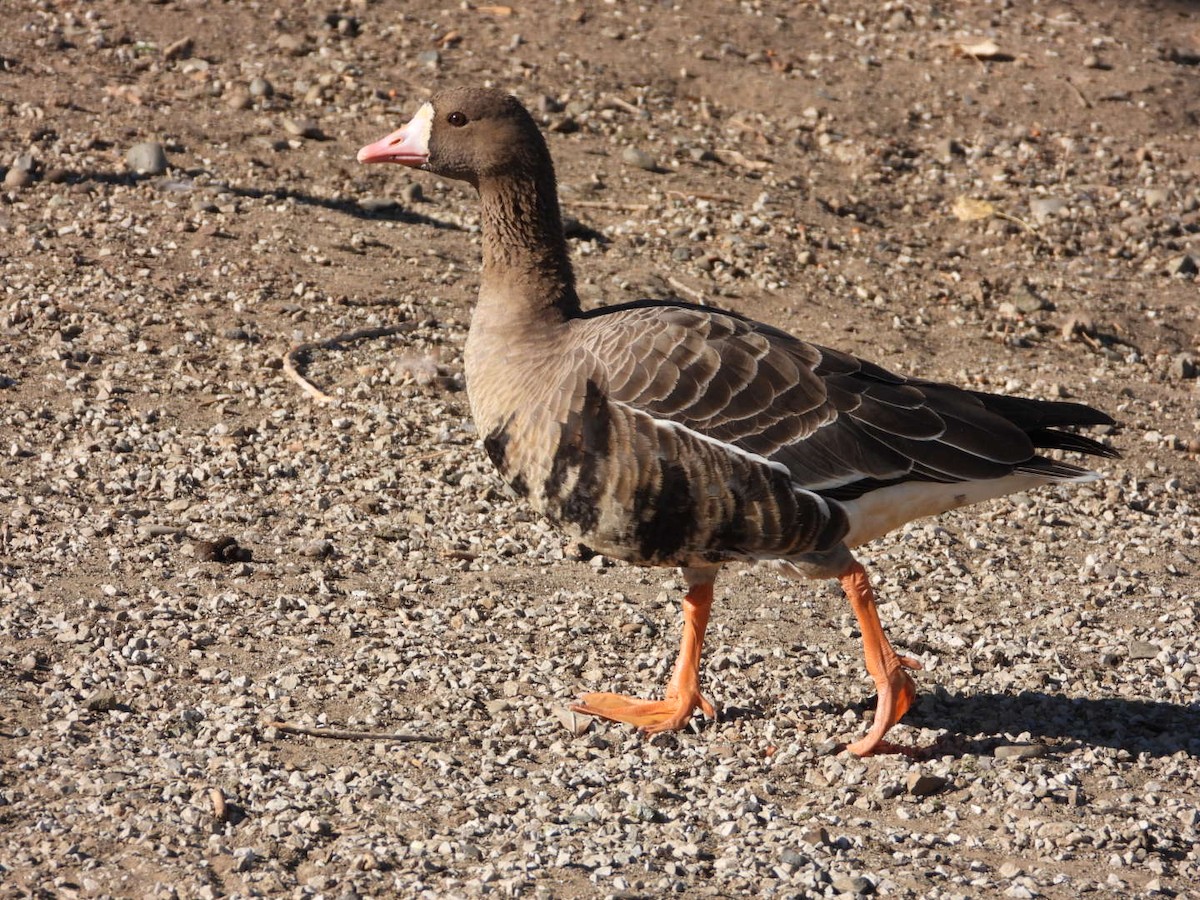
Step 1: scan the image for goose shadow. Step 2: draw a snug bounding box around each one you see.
[66,169,464,230]
[904,689,1200,758]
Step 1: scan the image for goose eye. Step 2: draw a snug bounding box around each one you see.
[447,111,468,127]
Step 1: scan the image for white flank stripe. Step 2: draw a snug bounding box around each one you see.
[609,396,794,479]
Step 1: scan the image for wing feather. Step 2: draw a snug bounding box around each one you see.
[570,300,1115,509]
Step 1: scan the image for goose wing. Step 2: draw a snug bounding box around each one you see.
[572,300,1112,502]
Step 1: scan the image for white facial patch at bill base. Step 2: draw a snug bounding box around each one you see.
[407,102,434,155]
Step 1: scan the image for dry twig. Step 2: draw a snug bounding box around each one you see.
[1064,77,1093,109]
[266,720,441,743]
[602,94,647,118]
[567,199,652,212]
[666,276,712,305]
[666,190,735,203]
[283,322,418,404]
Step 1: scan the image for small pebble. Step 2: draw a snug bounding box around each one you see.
[85,690,121,712]
[906,771,948,797]
[994,743,1048,760]
[283,118,324,139]
[275,33,309,55]
[1128,640,1159,660]
[163,36,194,61]
[1169,353,1197,380]
[301,538,334,559]
[194,535,249,563]
[553,707,591,737]
[1143,187,1169,209]
[1029,197,1067,221]
[126,142,169,175]
[1165,254,1198,276]
[621,145,659,172]
[225,86,252,110]
[832,874,875,895]
[4,167,33,189]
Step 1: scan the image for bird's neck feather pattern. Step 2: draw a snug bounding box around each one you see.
[477,164,580,320]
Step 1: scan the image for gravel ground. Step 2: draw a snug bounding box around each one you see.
[2,1,1199,897]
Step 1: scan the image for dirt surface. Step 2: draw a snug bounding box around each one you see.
[2,1,1200,897]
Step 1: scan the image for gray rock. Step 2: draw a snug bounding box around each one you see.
[1143,187,1170,209]
[163,36,193,61]
[936,137,965,161]
[994,743,1048,759]
[1129,639,1159,660]
[1011,283,1048,314]
[906,771,948,796]
[6,153,36,188]
[4,167,33,189]
[801,826,829,846]
[301,538,334,559]
[832,874,875,895]
[225,86,252,110]
[1165,254,1198,276]
[621,145,659,172]
[417,50,441,68]
[283,118,324,139]
[126,142,168,175]
[1170,353,1197,380]
[275,33,309,55]
[86,690,121,712]
[248,76,273,98]
[780,848,810,868]
[552,706,591,736]
[358,196,399,213]
[1030,197,1067,222]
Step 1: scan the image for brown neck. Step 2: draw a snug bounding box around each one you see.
[477,168,579,319]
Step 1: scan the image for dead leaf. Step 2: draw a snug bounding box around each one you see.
[951,196,995,222]
[952,197,1039,234]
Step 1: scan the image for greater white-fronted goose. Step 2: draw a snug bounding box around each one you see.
[359,87,1118,756]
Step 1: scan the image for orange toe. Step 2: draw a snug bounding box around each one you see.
[571,690,713,733]
[844,666,919,757]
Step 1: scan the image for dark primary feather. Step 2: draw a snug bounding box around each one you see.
[572,299,1117,504]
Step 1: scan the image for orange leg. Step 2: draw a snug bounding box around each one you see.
[571,582,717,733]
[840,560,923,757]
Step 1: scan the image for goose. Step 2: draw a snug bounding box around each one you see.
[358,87,1118,756]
